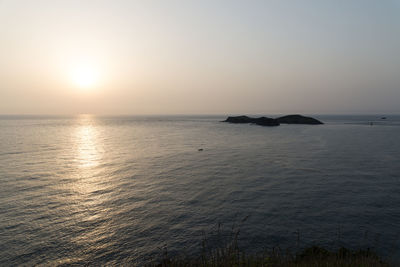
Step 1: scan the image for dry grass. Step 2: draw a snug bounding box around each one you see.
[152,245,390,267]
[149,218,392,267]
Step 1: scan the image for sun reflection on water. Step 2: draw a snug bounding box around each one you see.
[64,115,114,263]
[71,114,106,197]
[75,114,102,169]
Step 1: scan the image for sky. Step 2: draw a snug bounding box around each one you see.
[0,0,399,115]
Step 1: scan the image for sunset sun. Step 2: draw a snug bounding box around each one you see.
[71,65,99,89]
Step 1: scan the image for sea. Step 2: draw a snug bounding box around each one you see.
[1,114,400,265]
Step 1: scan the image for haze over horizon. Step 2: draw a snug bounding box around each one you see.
[1,0,399,115]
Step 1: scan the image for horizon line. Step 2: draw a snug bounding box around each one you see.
[0,112,399,117]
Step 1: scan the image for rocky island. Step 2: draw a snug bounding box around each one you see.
[223,114,323,126]
[276,114,323,125]
[223,115,280,126]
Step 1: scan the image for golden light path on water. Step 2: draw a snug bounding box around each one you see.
[75,115,101,169]
[71,114,109,202]
[58,114,115,265]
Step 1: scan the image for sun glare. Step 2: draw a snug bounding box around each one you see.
[71,66,99,89]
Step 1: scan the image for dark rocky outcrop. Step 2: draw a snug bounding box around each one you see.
[223,116,280,126]
[223,114,323,126]
[224,115,253,124]
[253,117,280,126]
[276,114,323,125]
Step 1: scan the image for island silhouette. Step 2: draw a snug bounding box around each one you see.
[223,114,323,126]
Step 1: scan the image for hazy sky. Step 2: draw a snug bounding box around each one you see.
[1,0,399,115]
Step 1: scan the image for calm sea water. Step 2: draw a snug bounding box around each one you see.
[1,115,400,265]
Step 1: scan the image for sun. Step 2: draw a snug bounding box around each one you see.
[71,65,99,89]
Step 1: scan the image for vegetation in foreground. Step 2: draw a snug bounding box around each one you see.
[152,245,389,267]
[149,218,392,267]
